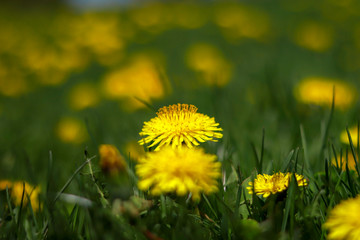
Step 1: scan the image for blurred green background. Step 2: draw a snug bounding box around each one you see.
[1,0,360,191]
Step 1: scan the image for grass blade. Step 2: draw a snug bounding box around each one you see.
[319,86,335,159]
[300,125,311,174]
[346,127,360,176]
[52,155,96,205]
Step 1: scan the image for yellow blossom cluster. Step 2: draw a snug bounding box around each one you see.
[136,104,223,201]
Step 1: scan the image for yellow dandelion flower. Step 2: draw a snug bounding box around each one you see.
[324,195,360,240]
[0,64,29,97]
[214,3,270,41]
[68,83,100,110]
[0,180,13,190]
[247,172,308,198]
[99,144,127,175]
[102,54,169,110]
[294,21,333,52]
[0,180,41,211]
[136,146,221,201]
[340,126,358,146]
[56,117,88,144]
[332,153,358,171]
[186,43,233,87]
[129,3,167,31]
[139,104,223,151]
[294,77,356,109]
[69,13,124,56]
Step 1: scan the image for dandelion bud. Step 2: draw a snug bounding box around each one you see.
[99,144,127,175]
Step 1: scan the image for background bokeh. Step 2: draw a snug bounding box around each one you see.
[1,0,360,191]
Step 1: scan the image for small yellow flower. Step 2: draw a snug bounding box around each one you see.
[247,172,308,198]
[186,43,233,87]
[99,144,127,175]
[68,13,124,56]
[56,117,88,144]
[340,126,358,146]
[136,146,221,201]
[0,65,28,97]
[324,195,360,240]
[68,83,100,110]
[139,104,223,151]
[214,3,270,41]
[102,55,169,111]
[294,21,334,52]
[294,77,356,109]
[0,180,41,211]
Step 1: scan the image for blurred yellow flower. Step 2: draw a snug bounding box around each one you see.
[0,64,28,97]
[0,180,41,211]
[324,195,360,240]
[214,3,270,41]
[186,43,233,87]
[129,3,169,33]
[21,41,85,86]
[332,153,358,171]
[340,126,358,146]
[102,55,168,109]
[294,21,334,52]
[125,141,145,162]
[130,3,207,31]
[136,146,221,201]
[68,83,100,110]
[99,144,127,175]
[247,172,308,198]
[139,104,223,151]
[56,117,88,144]
[68,13,124,56]
[294,77,356,109]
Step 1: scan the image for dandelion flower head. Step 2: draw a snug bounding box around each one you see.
[294,21,333,52]
[340,126,358,146]
[247,172,308,198]
[136,146,221,201]
[139,103,223,151]
[294,77,356,109]
[0,180,41,211]
[99,144,127,175]
[332,153,358,171]
[186,43,233,87]
[56,117,88,144]
[324,195,360,240]
[102,55,168,111]
[68,83,100,110]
